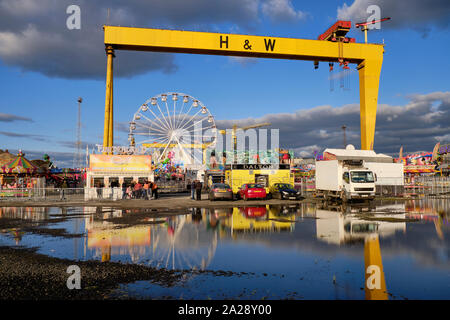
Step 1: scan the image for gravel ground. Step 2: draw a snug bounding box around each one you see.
[0,246,182,300]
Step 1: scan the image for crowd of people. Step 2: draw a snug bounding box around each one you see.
[121,181,159,200]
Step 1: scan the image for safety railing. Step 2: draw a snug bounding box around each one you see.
[294,177,316,196]
[404,176,450,196]
[155,180,188,193]
[0,188,85,201]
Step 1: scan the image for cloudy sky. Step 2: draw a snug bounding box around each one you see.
[0,0,449,167]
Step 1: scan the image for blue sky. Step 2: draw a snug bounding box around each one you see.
[0,0,449,166]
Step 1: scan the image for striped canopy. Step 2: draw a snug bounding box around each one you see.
[1,151,37,174]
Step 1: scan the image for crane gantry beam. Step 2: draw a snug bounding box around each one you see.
[103,25,384,152]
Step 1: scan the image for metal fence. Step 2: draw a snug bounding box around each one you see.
[404,176,450,196]
[2,176,448,201]
[156,180,188,193]
[294,177,316,196]
[0,188,85,201]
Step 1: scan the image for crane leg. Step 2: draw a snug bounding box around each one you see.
[358,59,382,150]
[103,45,114,154]
[108,68,114,152]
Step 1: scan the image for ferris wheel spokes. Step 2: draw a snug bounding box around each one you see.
[155,102,173,131]
[164,99,174,130]
[176,102,196,131]
[134,119,168,135]
[143,107,171,132]
[180,117,211,133]
[177,108,204,132]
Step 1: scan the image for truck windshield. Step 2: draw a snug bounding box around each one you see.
[351,171,375,183]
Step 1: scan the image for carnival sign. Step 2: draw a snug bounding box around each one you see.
[96,144,147,155]
[89,154,152,172]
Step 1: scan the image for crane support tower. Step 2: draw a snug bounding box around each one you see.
[102,25,384,153]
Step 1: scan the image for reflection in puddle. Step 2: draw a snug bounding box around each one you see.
[0,206,49,221]
[0,198,449,299]
[316,203,406,245]
[84,207,217,270]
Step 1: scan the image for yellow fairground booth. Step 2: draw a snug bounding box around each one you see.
[224,163,293,194]
[85,154,153,200]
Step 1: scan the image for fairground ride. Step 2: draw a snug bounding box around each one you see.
[128,92,216,166]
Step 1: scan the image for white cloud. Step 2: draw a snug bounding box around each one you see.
[261,0,307,23]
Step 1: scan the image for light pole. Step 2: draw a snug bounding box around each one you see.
[75,97,82,169]
[342,125,347,148]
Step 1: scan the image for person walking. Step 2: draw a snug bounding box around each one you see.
[152,181,158,199]
[190,180,196,200]
[95,182,101,199]
[122,183,127,200]
[195,180,202,201]
[134,181,142,199]
[143,181,150,200]
[149,181,154,199]
[61,179,68,200]
[126,185,132,199]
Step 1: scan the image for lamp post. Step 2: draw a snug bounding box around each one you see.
[342,125,347,148]
[75,97,82,169]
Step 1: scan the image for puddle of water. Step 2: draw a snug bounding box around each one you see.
[0,199,449,299]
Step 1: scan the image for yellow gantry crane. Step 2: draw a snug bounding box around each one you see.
[102,23,384,153]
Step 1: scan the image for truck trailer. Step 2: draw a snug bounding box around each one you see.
[364,162,404,196]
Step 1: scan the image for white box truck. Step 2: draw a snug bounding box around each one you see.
[315,159,376,202]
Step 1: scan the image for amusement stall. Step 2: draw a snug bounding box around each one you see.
[0,151,45,197]
[396,152,439,183]
[85,154,153,200]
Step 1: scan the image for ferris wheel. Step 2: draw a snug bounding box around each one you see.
[128,92,217,165]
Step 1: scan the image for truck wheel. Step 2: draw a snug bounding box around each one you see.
[323,191,329,201]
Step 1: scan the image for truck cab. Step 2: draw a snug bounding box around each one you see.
[341,169,376,201]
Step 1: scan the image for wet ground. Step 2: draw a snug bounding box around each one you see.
[0,196,449,300]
